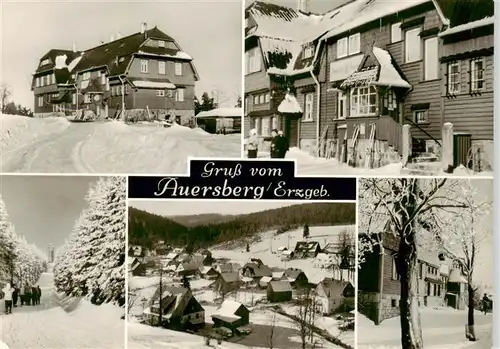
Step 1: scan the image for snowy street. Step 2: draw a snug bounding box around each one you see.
[1,115,241,173]
[357,308,493,349]
[0,272,124,349]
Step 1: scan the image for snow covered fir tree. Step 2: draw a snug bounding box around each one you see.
[0,194,47,289]
[53,176,126,306]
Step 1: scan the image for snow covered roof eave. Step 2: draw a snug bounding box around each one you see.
[438,16,495,37]
[370,81,411,89]
[267,65,313,77]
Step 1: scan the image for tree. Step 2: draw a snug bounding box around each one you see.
[303,224,310,239]
[337,229,355,281]
[358,178,469,349]
[430,180,491,341]
[182,275,191,290]
[294,287,316,349]
[195,92,217,115]
[235,96,242,108]
[0,84,11,113]
[0,195,17,285]
[269,311,277,349]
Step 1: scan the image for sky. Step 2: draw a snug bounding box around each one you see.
[0,175,99,251]
[1,0,242,109]
[130,200,295,216]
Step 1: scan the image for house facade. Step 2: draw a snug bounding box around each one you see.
[32,23,199,125]
[358,230,448,324]
[244,0,494,171]
[316,278,355,315]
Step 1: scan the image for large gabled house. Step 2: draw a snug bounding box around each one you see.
[244,0,494,172]
[32,23,199,125]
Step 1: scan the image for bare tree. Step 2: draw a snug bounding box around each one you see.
[0,84,11,113]
[294,287,316,349]
[127,291,139,316]
[269,311,277,349]
[358,178,469,349]
[337,229,355,281]
[429,180,491,341]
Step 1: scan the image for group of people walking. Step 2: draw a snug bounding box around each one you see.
[247,128,289,159]
[1,282,42,314]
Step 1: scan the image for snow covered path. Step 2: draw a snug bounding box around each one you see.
[0,272,124,349]
[357,308,493,349]
[1,116,241,173]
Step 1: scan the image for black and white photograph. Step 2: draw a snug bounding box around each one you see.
[127,201,356,349]
[357,177,493,349]
[0,175,126,348]
[243,0,493,176]
[1,0,242,174]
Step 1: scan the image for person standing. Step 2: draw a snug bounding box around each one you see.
[247,128,259,158]
[37,286,42,305]
[278,130,289,158]
[12,285,18,307]
[31,286,38,305]
[20,284,26,306]
[25,284,32,306]
[2,283,14,314]
[270,129,280,158]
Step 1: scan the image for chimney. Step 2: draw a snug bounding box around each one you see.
[72,43,77,53]
[141,22,147,34]
[110,34,115,42]
[116,31,122,39]
[296,0,309,12]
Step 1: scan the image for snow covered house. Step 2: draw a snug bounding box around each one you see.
[244,0,494,171]
[315,278,355,315]
[215,262,240,274]
[195,107,243,134]
[211,300,250,331]
[294,241,321,258]
[176,263,199,277]
[32,23,199,124]
[128,257,146,276]
[258,276,272,288]
[241,262,273,279]
[280,250,295,261]
[199,266,219,280]
[284,268,309,288]
[214,272,242,295]
[267,280,293,303]
[145,286,205,330]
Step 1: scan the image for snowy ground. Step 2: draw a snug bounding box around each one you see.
[0,272,124,348]
[0,114,241,173]
[357,307,493,349]
[211,225,356,284]
[246,146,493,177]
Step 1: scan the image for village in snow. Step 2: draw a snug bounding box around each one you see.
[127,202,356,349]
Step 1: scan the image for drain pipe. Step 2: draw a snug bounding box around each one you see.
[118,76,126,120]
[308,36,327,157]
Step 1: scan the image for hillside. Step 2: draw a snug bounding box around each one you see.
[128,203,355,249]
[168,213,235,227]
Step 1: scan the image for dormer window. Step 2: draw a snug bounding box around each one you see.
[119,56,125,63]
[158,40,165,47]
[40,58,51,66]
[82,72,91,81]
[303,44,314,59]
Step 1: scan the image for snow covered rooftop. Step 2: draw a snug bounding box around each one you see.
[136,50,193,61]
[260,276,272,283]
[130,80,176,89]
[214,300,243,320]
[55,54,68,69]
[278,93,302,113]
[438,16,495,37]
[195,108,243,119]
[372,47,411,89]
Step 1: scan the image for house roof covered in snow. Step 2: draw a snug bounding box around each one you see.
[36,49,82,73]
[294,240,321,252]
[317,278,353,298]
[200,266,216,274]
[284,268,306,281]
[278,93,303,114]
[268,280,292,293]
[438,16,495,37]
[219,272,240,283]
[212,300,247,322]
[129,79,176,90]
[434,0,493,29]
[243,263,273,278]
[448,268,467,283]
[195,108,243,119]
[259,276,273,284]
[34,26,199,81]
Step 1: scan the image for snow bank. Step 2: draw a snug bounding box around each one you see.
[0,114,70,165]
[444,164,493,177]
[80,123,240,174]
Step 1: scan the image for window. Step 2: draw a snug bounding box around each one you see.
[426,282,431,296]
[37,96,43,107]
[140,59,149,73]
[265,93,270,103]
[447,61,460,94]
[419,263,423,279]
[438,285,441,297]
[259,94,265,104]
[254,117,261,134]
[337,37,348,58]
[175,63,183,76]
[304,93,314,121]
[156,90,165,97]
[40,58,51,66]
[304,44,314,59]
[72,93,76,105]
[82,72,91,80]
[337,91,346,119]
[158,40,165,47]
[35,77,39,87]
[253,95,259,104]
[119,57,125,63]
[414,110,428,124]
[405,27,421,63]
[158,61,166,75]
[84,94,92,103]
[392,257,401,280]
[272,116,279,130]
[391,299,398,307]
[166,89,174,98]
[348,33,360,55]
[350,86,377,116]
[471,57,485,92]
[424,37,439,80]
[97,71,101,77]
[101,74,106,85]
[246,47,262,74]
[391,22,402,43]
[261,117,271,136]
[176,88,184,102]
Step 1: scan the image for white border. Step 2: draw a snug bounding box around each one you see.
[124,174,130,349]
